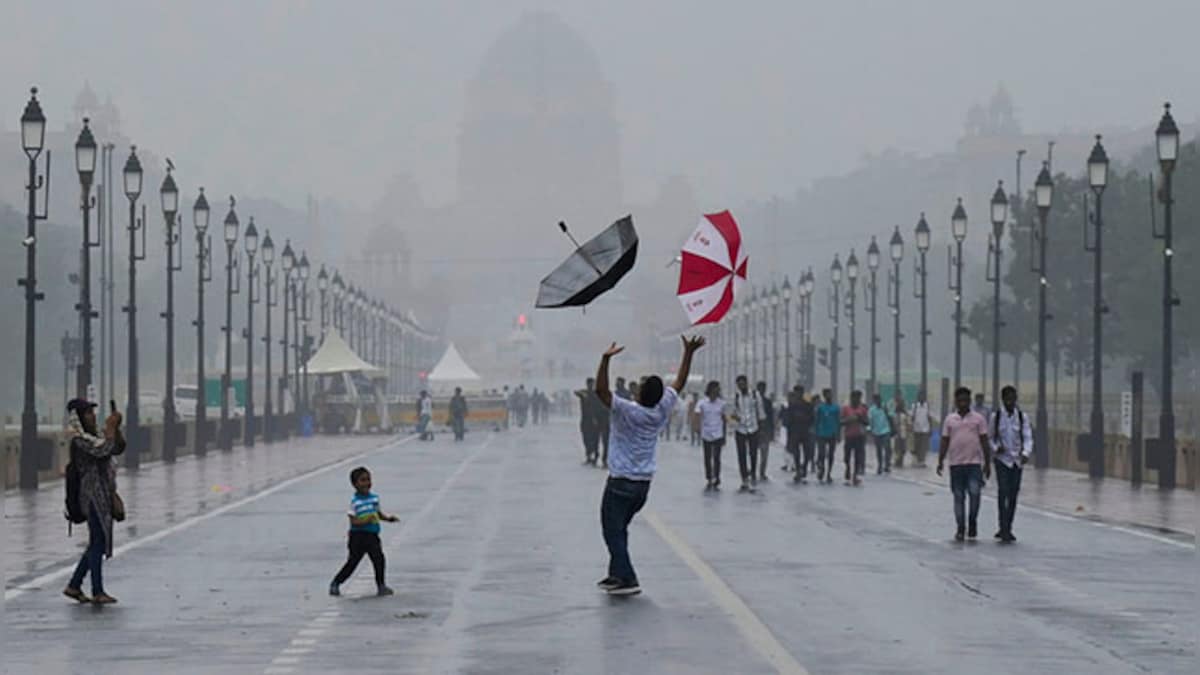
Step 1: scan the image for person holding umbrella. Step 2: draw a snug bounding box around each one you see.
[594,335,704,596]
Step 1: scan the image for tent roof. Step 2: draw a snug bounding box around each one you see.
[427,343,482,382]
[304,331,383,376]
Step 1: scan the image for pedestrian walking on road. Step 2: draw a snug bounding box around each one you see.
[594,335,703,596]
[63,399,126,605]
[576,378,603,465]
[909,389,935,468]
[782,386,815,483]
[990,385,1033,543]
[887,391,909,467]
[696,381,727,490]
[449,387,469,441]
[937,387,992,541]
[756,381,775,482]
[330,467,399,597]
[732,375,764,492]
[868,393,893,474]
[841,391,869,486]
[417,391,434,441]
[687,392,702,447]
[814,389,840,484]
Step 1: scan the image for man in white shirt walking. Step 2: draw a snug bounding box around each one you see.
[696,380,728,490]
[990,385,1033,543]
[594,335,704,596]
[909,389,935,468]
[732,375,764,492]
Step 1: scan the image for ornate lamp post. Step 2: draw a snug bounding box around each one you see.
[279,241,294,433]
[317,265,329,340]
[914,213,931,403]
[298,252,311,418]
[829,255,843,400]
[242,218,259,447]
[332,272,345,334]
[75,117,99,399]
[846,249,860,394]
[949,198,967,388]
[122,146,146,470]
[782,277,792,391]
[1154,103,1181,488]
[988,182,1009,410]
[159,162,181,461]
[803,269,815,387]
[769,285,780,391]
[19,88,48,490]
[219,197,240,451]
[1033,162,1054,469]
[888,227,905,397]
[192,189,211,456]
[865,237,880,396]
[1085,136,1109,478]
[261,231,276,442]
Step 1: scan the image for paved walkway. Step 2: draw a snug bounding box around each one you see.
[4,433,399,592]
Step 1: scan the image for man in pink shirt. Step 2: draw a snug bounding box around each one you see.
[936,387,992,541]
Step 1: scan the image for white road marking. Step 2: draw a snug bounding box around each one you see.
[643,509,811,675]
[5,435,418,601]
[888,473,1194,549]
[290,639,317,646]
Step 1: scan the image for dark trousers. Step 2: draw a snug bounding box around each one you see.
[601,477,650,583]
[703,439,724,482]
[816,437,837,479]
[333,531,386,587]
[735,432,759,482]
[949,464,984,531]
[873,434,892,472]
[452,416,466,441]
[68,507,106,596]
[843,436,866,477]
[582,425,600,463]
[600,425,610,465]
[994,460,1023,534]
[789,433,814,478]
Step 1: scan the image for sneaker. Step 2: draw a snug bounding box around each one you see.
[739,483,750,493]
[967,524,977,540]
[852,477,862,487]
[91,594,118,605]
[954,528,965,542]
[759,474,769,482]
[606,580,642,596]
[329,583,341,597]
[1000,532,1017,543]
[377,585,395,597]
[596,576,621,590]
[62,587,91,604]
[994,530,1004,540]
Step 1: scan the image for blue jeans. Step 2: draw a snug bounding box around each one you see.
[68,507,106,595]
[600,477,650,583]
[949,464,983,530]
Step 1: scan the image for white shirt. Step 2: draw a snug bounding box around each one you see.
[696,397,727,442]
[419,397,433,416]
[990,406,1034,467]
[732,390,762,435]
[911,401,933,433]
[608,387,678,480]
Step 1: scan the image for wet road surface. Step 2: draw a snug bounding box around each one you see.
[4,422,1195,674]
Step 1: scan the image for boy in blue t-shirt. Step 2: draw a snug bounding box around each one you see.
[329,466,399,597]
[814,389,842,484]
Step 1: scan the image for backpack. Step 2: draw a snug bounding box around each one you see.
[64,444,87,525]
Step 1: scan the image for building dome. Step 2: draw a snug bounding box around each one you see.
[457,11,621,218]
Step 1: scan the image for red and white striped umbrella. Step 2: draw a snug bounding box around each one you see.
[676,210,748,325]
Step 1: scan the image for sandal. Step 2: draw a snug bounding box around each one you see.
[63,587,91,604]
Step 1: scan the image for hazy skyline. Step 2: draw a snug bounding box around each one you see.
[3,1,1197,215]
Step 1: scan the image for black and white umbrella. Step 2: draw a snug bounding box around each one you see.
[535,216,639,308]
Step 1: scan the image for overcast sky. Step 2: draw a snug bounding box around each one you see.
[3,0,1196,211]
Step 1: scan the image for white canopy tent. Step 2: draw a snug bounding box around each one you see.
[427,343,482,387]
[304,332,383,377]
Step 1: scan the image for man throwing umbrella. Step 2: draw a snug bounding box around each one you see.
[594,335,704,596]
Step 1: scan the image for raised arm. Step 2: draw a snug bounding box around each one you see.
[595,343,624,408]
[671,335,705,393]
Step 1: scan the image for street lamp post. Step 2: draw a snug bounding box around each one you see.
[866,238,880,397]
[1154,103,1181,488]
[332,272,344,335]
[748,288,758,383]
[298,253,311,419]
[261,231,275,443]
[914,214,931,402]
[317,265,329,341]
[803,270,815,387]
[123,146,146,470]
[988,182,1009,410]
[770,285,780,391]
[219,197,240,451]
[19,87,49,490]
[949,199,967,389]
[782,277,792,391]
[192,190,211,456]
[888,227,905,397]
[279,241,294,436]
[159,163,181,461]
[61,333,80,414]
[75,118,98,400]
[846,250,860,394]
[1033,162,1054,469]
[242,218,259,447]
[1085,136,1109,479]
[829,256,843,400]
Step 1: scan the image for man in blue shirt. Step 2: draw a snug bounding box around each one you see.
[814,389,841,484]
[594,335,704,596]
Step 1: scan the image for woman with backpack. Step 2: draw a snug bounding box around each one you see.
[63,398,126,605]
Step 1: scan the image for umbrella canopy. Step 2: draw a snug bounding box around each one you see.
[676,210,748,324]
[535,216,638,308]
